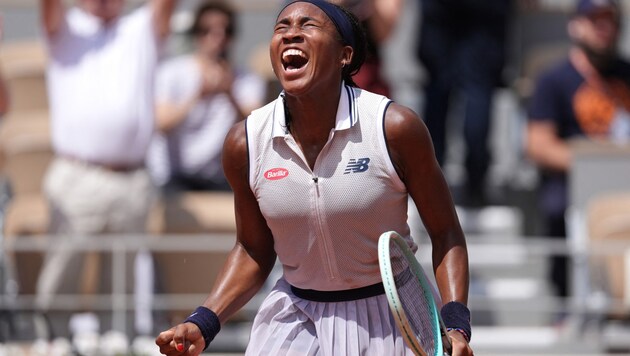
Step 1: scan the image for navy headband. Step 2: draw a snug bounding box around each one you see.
[278,0,356,49]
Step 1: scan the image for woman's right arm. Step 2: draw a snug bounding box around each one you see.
[156,121,276,355]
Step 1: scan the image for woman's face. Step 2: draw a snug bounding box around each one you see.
[270,2,350,96]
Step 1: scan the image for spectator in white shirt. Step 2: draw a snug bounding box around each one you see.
[36,0,178,341]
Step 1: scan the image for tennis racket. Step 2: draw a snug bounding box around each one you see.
[378,231,452,356]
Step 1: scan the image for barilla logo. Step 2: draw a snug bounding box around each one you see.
[264,168,289,180]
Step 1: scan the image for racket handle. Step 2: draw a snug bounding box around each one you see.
[441,326,453,355]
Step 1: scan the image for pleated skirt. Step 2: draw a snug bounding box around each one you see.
[245,278,415,356]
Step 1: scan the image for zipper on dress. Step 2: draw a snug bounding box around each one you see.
[311,175,337,280]
[285,135,338,280]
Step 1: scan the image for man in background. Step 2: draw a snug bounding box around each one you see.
[527,0,630,312]
[36,0,178,344]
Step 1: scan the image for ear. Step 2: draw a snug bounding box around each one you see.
[340,45,354,68]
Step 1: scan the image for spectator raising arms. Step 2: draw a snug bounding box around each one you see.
[36,0,178,340]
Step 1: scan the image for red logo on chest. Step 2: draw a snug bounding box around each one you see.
[264,168,289,180]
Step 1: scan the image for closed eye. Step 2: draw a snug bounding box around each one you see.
[301,17,322,29]
[274,16,323,33]
[274,23,289,33]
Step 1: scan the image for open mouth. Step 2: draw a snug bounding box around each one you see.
[282,49,308,72]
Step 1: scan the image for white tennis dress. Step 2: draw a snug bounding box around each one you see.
[245,83,418,355]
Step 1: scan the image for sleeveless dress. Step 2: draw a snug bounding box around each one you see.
[244,83,419,355]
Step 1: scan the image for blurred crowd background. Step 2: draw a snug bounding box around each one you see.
[1,0,630,355]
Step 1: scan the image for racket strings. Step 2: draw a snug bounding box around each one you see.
[390,247,438,356]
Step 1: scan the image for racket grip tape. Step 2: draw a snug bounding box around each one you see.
[440,301,471,342]
[184,306,221,350]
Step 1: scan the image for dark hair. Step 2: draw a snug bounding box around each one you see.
[188,0,236,39]
[280,1,367,87]
[334,3,367,87]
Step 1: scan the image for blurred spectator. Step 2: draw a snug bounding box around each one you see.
[35,0,177,340]
[147,0,266,191]
[329,0,403,96]
[416,0,513,206]
[526,0,630,303]
[0,16,9,117]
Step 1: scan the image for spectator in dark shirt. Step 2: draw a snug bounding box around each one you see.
[527,0,630,304]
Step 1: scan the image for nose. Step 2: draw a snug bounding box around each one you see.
[281,24,303,43]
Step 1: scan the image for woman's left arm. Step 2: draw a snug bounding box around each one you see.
[384,103,472,354]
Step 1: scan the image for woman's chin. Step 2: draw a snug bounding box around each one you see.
[280,78,312,96]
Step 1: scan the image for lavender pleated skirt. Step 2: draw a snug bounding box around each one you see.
[245,278,415,356]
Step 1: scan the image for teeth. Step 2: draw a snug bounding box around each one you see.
[282,49,306,61]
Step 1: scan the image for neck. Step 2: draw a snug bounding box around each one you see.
[284,83,342,142]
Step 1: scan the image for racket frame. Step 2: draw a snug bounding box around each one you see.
[378,231,453,356]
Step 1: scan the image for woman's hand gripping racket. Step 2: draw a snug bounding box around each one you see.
[378,231,452,356]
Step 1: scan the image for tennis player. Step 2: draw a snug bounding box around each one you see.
[156,1,473,355]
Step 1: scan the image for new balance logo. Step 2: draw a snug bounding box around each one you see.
[344,158,370,174]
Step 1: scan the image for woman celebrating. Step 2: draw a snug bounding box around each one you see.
[156,1,473,355]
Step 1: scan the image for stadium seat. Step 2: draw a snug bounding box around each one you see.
[0,40,49,113]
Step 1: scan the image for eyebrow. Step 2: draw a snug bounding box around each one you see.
[275,15,321,26]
